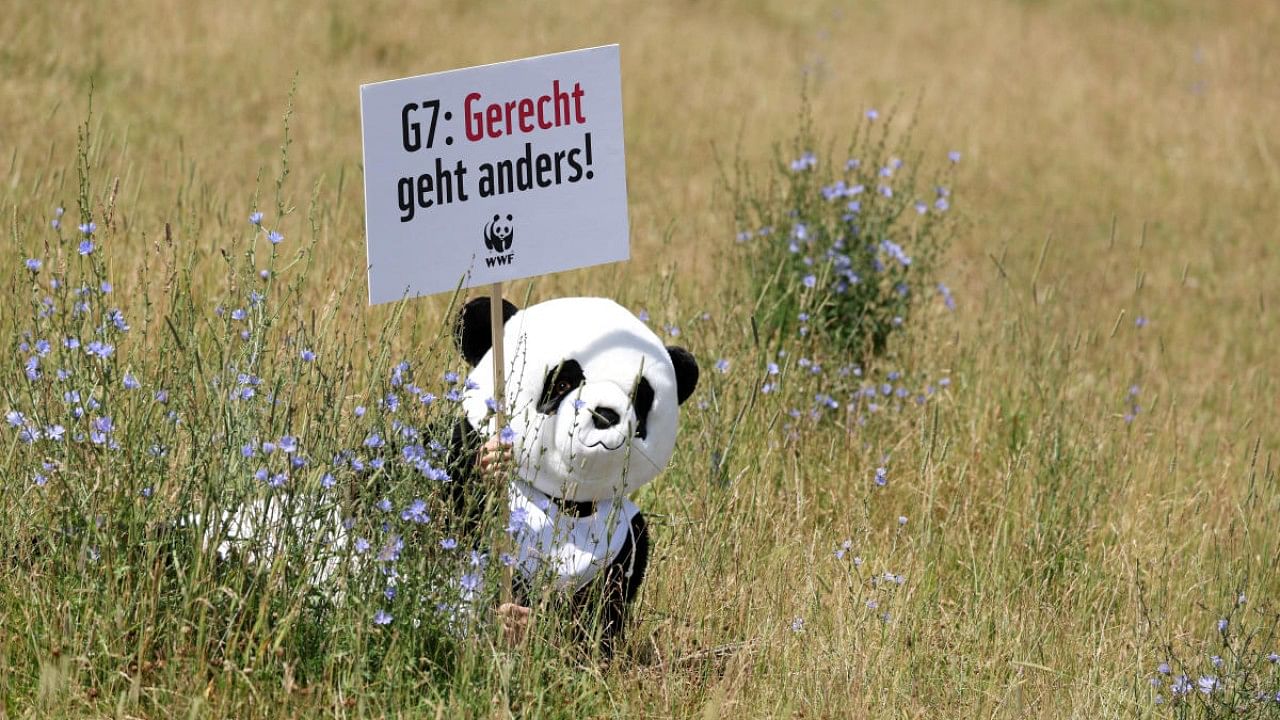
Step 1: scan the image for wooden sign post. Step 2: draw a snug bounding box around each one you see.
[487,280,513,601]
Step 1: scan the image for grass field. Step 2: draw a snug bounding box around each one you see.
[2,0,1279,717]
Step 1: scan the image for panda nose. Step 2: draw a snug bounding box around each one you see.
[591,407,621,429]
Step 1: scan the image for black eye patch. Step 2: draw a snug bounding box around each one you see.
[632,377,654,440]
[537,360,584,414]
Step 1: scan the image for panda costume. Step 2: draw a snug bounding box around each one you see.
[450,296,698,643]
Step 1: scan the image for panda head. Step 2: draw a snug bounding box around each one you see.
[456,297,699,502]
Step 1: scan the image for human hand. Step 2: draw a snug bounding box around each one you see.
[496,602,531,646]
[477,436,514,477]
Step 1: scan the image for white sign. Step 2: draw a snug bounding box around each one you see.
[360,45,630,305]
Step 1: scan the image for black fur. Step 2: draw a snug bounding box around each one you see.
[632,378,654,440]
[536,360,585,414]
[666,346,699,405]
[455,297,519,366]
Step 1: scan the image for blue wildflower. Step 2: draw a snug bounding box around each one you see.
[85,341,114,358]
[460,573,482,593]
[790,152,816,172]
[506,507,529,535]
[835,539,852,560]
[881,240,911,267]
[938,283,956,310]
[378,535,403,562]
[401,499,429,524]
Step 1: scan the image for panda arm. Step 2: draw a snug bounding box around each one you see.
[615,512,650,604]
[445,415,492,539]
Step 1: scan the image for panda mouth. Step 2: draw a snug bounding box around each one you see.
[585,437,628,451]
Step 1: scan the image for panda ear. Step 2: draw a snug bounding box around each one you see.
[455,297,520,366]
[666,346,699,405]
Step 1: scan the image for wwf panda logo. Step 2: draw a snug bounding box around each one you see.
[483,213,514,253]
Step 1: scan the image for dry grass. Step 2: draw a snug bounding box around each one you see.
[2,0,1279,717]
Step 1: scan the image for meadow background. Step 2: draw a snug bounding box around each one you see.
[2,0,1279,717]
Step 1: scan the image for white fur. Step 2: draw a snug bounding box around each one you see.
[463,297,681,502]
[507,480,639,592]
